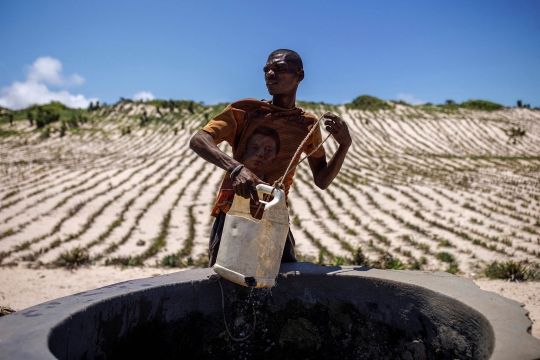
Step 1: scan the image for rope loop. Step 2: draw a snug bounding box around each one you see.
[253,111,333,217]
[274,111,333,190]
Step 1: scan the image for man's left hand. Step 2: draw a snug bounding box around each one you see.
[323,113,352,148]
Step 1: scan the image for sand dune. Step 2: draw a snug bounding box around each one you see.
[1,101,539,337]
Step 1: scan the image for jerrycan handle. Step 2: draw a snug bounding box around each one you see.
[255,184,284,211]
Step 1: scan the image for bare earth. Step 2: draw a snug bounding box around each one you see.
[0,266,180,309]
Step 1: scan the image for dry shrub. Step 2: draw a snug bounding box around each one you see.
[0,306,15,317]
[55,246,91,270]
[484,260,539,281]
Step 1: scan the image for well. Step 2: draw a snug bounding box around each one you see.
[0,263,539,359]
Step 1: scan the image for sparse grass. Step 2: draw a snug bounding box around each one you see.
[437,239,454,248]
[352,246,368,266]
[2,98,539,277]
[55,247,91,270]
[445,263,460,275]
[437,252,455,263]
[370,253,406,270]
[501,238,513,247]
[484,260,539,281]
[418,243,431,254]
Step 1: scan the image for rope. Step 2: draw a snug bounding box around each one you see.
[209,274,257,342]
[254,111,333,217]
[274,111,333,189]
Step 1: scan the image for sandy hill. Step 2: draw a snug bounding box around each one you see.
[1,98,540,336]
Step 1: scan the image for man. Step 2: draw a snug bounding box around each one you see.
[189,49,352,266]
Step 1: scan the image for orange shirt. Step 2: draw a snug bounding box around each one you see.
[203,99,325,217]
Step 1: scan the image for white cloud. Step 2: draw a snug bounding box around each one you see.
[27,57,85,86]
[397,93,426,106]
[133,91,155,101]
[0,57,95,110]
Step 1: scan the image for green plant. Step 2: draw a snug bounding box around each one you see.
[445,263,460,274]
[332,257,347,266]
[59,121,67,137]
[346,95,392,112]
[506,127,526,144]
[501,238,513,247]
[370,253,405,270]
[35,107,60,128]
[418,243,431,253]
[484,260,539,281]
[523,226,537,234]
[55,247,91,270]
[27,111,34,126]
[460,100,503,111]
[352,246,368,266]
[39,126,50,139]
[437,239,453,248]
[437,252,455,263]
[161,254,184,268]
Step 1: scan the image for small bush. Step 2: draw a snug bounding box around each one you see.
[36,108,60,128]
[59,121,67,137]
[437,239,453,248]
[460,100,503,111]
[352,246,368,266]
[484,260,539,281]
[437,252,455,263]
[55,247,91,270]
[445,263,460,274]
[346,95,393,112]
[371,253,406,270]
[0,306,16,317]
[39,127,50,139]
[161,254,185,268]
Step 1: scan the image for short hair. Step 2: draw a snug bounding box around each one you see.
[268,49,303,71]
[247,126,280,155]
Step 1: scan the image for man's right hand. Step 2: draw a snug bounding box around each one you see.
[231,167,265,204]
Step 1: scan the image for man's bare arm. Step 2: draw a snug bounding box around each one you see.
[307,113,352,190]
[189,130,263,202]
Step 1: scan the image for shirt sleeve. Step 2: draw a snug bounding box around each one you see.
[202,104,246,147]
[304,119,326,159]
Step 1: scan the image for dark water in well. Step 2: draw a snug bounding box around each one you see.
[109,285,464,360]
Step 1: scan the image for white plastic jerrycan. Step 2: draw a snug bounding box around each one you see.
[213,184,289,288]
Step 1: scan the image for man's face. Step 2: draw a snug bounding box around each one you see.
[242,134,278,176]
[264,54,304,97]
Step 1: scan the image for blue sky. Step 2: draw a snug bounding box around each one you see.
[1,0,538,109]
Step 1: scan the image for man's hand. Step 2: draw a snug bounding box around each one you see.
[231,167,266,204]
[307,113,352,190]
[323,113,352,148]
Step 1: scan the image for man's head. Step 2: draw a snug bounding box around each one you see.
[264,49,304,98]
[242,126,280,178]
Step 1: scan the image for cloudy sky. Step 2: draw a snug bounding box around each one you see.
[0,0,538,109]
